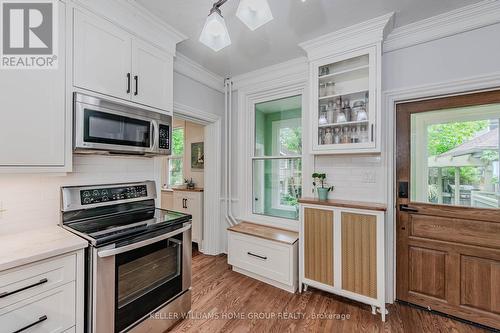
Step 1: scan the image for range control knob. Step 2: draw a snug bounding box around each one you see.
[83,191,91,198]
[83,197,91,204]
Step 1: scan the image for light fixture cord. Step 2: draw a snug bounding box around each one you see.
[210,0,228,15]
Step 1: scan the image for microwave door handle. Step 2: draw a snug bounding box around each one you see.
[151,121,159,151]
[97,224,191,258]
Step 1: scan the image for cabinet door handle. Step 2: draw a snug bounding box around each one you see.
[13,315,48,333]
[0,278,48,299]
[134,75,138,96]
[371,124,374,142]
[184,198,188,209]
[126,73,131,94]
[247,252,267,260]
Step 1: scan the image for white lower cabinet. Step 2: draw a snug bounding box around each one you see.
[0,251,84,332]
[0,283,75,333]
[173,191,203,245]
[227,223,298,293]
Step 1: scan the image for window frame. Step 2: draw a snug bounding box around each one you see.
[240,85,306,230]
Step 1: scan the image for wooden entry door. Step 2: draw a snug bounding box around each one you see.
[396,90,500,329]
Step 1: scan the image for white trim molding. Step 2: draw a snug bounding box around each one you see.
[237,71,307,231]
[173,102,221,124]
[231,57,308,92]
[174,53,225,93]
[173,103,224,255]
[299,12,394,61]
[383,71,500,303]
[384,0,500,53]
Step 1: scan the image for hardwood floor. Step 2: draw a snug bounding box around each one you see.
[168,251,494,333]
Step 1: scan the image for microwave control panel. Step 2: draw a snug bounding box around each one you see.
[159,124,170,150]
[80,185,148,205]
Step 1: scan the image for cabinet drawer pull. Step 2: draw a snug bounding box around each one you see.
[0,278,48,299]
[13,315,48,333]
[247,252,267,260]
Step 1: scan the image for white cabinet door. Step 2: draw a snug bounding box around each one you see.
[0,1,66,168]
[73,8,131,100]
[173,191,203,244]
[131,39,173,111]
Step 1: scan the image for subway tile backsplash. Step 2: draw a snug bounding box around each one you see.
[0,155,156,231]
[314,154,386,203]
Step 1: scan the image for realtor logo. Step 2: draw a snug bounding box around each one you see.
[1,0,58,69]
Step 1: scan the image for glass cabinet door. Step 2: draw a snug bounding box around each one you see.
[313,48,376,152]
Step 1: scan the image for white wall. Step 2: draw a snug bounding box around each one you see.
[0,155,158,232]
[173,72,224,117]
[383,22,500,92]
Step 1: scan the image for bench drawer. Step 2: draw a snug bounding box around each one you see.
[228,232,292,285]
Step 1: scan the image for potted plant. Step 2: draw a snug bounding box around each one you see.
[312,172,334,200]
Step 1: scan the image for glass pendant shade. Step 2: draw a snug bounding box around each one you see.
[199,11,231,52]
[236,0,273,31]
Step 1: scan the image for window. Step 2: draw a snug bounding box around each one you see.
[253,95,302,220]
[168,127,184,187]
[411,104,500,208]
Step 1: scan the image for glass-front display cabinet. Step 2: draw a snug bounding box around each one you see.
[311,47,378,154]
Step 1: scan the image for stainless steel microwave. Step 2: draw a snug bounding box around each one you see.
[74,93,171,156]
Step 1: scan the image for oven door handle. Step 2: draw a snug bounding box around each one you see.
[97,224,191,258]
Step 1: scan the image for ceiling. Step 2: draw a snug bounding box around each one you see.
[136,0,481,77]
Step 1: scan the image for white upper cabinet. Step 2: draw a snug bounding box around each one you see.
[131,39,173,111]
[0,1,68,171]
[73,9,132,101]
[300,13,394,155]
[73,8,175,112]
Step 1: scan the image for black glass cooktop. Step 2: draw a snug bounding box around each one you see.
[62,200,191,246]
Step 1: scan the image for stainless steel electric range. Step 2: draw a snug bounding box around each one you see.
[60,181,192,333]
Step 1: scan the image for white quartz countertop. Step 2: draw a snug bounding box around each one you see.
[0,225,88,272]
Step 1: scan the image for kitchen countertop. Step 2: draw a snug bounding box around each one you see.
[0,225,88,272]
[162,188,204,192]
[298,197,387,211]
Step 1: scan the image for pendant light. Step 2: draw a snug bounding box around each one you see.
[199,1,231,52]
[236,0,273,31]
[199,0,274,52]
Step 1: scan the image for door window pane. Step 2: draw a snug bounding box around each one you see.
[411,104,500,208]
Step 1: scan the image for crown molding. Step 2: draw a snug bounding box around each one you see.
[231,57,308,92]
[384,0,500,53]
[174,54,225,93]
[299,12,394,60]
[71,0,187,54]
[174,102,221,124]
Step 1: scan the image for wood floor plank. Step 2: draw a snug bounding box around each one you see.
[167,251,492,333]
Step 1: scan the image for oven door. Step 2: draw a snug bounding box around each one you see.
[75,100,158,155]
[92,224,191,333]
